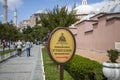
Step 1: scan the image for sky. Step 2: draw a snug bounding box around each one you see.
[0,0,110,26]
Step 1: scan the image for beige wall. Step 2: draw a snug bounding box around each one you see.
[70,13,120,53]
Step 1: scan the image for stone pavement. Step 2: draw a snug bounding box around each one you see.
[0,45,45,80]
[76,49,120,64]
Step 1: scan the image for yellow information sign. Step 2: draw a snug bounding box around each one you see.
[48,27,76,64]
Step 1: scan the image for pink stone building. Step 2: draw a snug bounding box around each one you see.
[70,13,120,53]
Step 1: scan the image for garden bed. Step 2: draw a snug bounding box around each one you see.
[42,48,73,80]
[0,49,16,62]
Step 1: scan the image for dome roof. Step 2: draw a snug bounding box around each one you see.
[100,0,120,13]
[80,14,95,21]
[109,1,120,13]
[35,9,47,14]
[74,5,96,15]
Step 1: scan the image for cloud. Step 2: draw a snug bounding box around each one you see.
[0,0,23,10]
[0,14,3,18]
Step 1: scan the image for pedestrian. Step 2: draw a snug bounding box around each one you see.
[16,40,22,56]
[25,40,31,57]
[2,40,6,50]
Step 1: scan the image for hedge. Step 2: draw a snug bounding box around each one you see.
[0,49,16,56]
[64,55,103,80]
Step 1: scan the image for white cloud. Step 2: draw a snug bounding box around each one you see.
[0,14,3,18]
[0,0,23,10]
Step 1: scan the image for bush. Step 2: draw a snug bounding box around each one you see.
[64,55,103,80]
[107,49,119,63]
[0,49,16,56]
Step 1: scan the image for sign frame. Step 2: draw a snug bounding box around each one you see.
[47,27,76,65]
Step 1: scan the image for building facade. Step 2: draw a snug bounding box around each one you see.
[70,13,120,53]
[18,9,47,30]
[70,0,120,53]
[18,20,30,32]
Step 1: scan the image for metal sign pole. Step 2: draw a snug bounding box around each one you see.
[48,27,76,80]
[60,65,64,80]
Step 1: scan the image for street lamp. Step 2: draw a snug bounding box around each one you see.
[34,29,39,45]
[26,25,30,40]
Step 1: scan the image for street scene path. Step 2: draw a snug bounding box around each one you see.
[76,49,120,64]
[0,45,44,80]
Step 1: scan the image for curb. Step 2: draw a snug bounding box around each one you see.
[0,48,26,62]
[40,45,46,80]
[0,51,17,62]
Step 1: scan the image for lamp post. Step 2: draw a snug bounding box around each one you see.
[26,25,29,40]
[34,29,39,45]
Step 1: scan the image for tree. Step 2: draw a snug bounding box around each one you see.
[30,25,49,42]
[40,6,78,32]
[0,23,19,41]
[22,26,33,40]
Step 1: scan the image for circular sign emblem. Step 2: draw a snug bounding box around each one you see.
[48,27,76,64]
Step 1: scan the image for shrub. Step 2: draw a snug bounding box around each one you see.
[107,49,119,63]
[64,55,103,80]
[0,49,16,56]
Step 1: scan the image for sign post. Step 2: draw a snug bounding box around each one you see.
[48,27,76,80]
[60,65,64,80]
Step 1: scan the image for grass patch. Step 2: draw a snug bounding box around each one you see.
[42,48,74,80]
[0,49,16,56]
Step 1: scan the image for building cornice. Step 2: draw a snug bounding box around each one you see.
[106,17,120,22]
[97,12,120,19]
[75,20,98,26]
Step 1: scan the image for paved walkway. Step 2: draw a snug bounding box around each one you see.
[76,49,120,64]
[0,45,44,80]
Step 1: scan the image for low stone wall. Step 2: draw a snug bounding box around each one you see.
[0,48,25,62]
[0,51,17,62]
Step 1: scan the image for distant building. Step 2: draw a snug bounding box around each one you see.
[18,20,30,32]
[69,0,120,53]
[18,10,47,30]
[29,13,41,27]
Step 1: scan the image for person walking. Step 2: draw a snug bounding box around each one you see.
[2,40,6,52]
[2,40,6,49]
[16,40,22,56]
[25,40,31,57]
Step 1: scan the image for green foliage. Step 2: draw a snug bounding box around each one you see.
[22,26,32,34]
[107,49,119,63]
[0,49,16,56]
[0,23,21,41]
[40,6,78,32]
[42,48,73,80]
[64,55,103,80]
[22,26,33,41]
[31,25,41,41]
